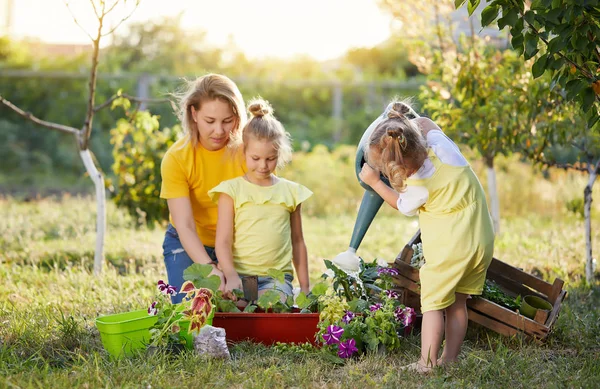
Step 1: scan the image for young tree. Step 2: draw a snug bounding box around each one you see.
[420,37,574,233]
[0,0,141,274]
[461,0,599,283]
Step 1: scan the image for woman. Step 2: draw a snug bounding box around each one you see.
[160,73,246,303]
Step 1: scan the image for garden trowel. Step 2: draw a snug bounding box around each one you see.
[242,275,258,303]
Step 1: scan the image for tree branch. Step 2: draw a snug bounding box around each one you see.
[0,95,79,136]
[90,0,100,19]
[63,0,94,41]
[509,0,594,79]
[101,0,141,37]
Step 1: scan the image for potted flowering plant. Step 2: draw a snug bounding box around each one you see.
[147,279,214,351]
[317,258,416,360]
[180,263,327,345]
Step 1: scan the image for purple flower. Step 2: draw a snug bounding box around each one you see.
[337,338,358,358]
[342,311,355,324]
[166,284,177,296]
[322,325,344,345]
[157,280,168,293]
[377,267,399,276]
[148,301,158,316]
[158,280,178,296]
[369,303,383,312]
[385,290,399,299]
[394,306,416,326]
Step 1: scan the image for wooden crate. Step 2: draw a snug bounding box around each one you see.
[392,230,567,339]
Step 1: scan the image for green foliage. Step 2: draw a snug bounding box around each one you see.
[108,101,181,227]
[482,280,522,311]
[566,197,585,218]
[183,264,222,292]
[467,0,600,130]
[420,37,574,166]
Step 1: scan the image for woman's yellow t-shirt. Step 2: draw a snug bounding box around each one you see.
[160,137,246,247]
[208,177,312,276]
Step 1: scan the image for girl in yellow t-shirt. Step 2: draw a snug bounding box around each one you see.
[359,101,494,373]
[160,74,247,303]
[209,98,312,299]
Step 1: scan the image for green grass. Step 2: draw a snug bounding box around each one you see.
[2,174,600,387]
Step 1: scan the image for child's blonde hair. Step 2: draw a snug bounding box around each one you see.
[366,101,428,192]
[243,98,293,169]
[174,73,246,148]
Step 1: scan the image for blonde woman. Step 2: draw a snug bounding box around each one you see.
[160,74,246,303]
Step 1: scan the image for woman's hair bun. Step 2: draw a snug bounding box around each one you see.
[248,100,272,118]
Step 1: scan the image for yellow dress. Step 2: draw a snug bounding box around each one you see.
[407,148,495,312]
[208,177,312,276]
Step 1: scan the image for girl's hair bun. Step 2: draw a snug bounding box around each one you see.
[392,102,411,115]
[387,109,404,120]
[248,100,272,118]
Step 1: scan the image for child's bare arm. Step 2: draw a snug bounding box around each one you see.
[359,164,400,210]
[413,117,441,138]
[215,194,242,292]
[290,204,310,294]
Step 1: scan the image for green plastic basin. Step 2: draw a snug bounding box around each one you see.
[96,309,212,358]
[96,309,157,358]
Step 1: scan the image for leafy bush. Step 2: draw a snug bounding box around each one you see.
[108,101,181,227]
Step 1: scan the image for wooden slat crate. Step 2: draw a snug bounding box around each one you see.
[392,230,567,339]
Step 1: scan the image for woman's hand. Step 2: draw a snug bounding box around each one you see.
[224,273,243,297]
[208,265,226,293]
[359,163,381,187]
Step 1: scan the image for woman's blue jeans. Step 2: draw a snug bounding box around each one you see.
[162,224,218,304]
[162,224,295,303]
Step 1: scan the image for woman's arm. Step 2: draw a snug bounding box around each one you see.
[290,204,310,294]
[214,194,242,292]
[167,197,215,264]
[167,197,225,290]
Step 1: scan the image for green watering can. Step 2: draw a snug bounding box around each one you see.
[331,102,420,272]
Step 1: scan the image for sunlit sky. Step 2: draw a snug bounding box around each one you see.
[5,0,393,60]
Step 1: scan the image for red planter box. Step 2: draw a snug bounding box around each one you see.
[213,312,320,345]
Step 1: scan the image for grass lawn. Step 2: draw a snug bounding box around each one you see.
[1,196,599,388]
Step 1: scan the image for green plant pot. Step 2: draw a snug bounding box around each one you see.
[96,309,157,358]
[520,295,553,320]
[96,309,214,358]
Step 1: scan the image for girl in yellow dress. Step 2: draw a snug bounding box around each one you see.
[209,98,312,299]
[359,102,494,373]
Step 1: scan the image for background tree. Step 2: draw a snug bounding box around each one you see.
[0,0,141,274]
[461,0,599,284]
[420,37,575,233]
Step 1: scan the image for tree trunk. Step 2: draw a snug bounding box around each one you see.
[485,156,500,235]
[584,160,598,285]
[80,149,106,275]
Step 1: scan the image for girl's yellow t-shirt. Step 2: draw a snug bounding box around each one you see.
[160,137,246,247]
[208,177,312,276]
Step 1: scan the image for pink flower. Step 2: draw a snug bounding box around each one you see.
[157,280,177,296]
[394,306,416,326]
[385,290,399,299]
[369,303,382,312]
[147,301,158,316]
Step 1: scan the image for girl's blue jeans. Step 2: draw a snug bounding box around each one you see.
[162,224,295,304]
